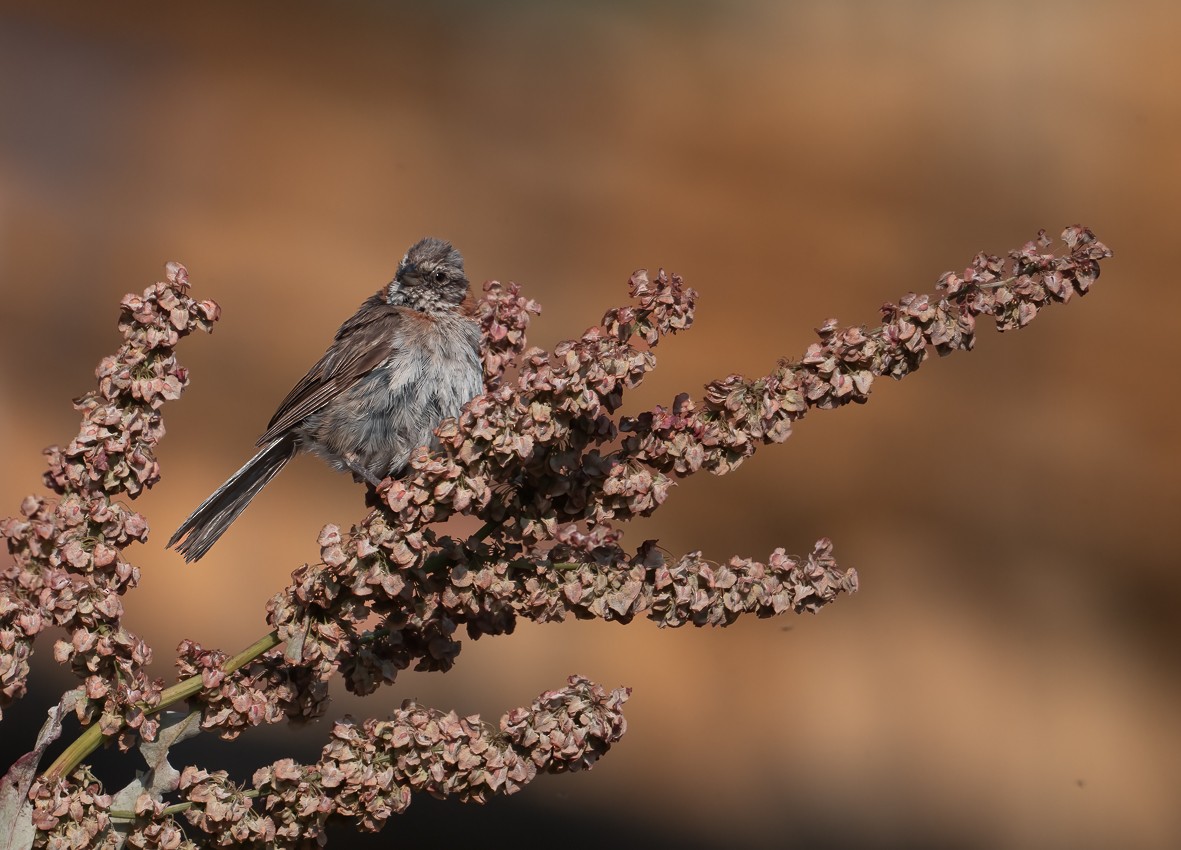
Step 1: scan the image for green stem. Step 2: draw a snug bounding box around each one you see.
[40,631,282,783]
[109,790,260,822]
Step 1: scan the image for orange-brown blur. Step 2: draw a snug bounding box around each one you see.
[1,2,1177,847]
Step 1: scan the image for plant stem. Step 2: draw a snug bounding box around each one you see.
[109,790,260,822]
[40,631,282,784]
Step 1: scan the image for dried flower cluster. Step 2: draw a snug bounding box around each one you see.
[473,279,542,390]
[26,766,112,849]
[0,263,219,742]
[245,675,625,846]
[24,677,626,850]
[624,227,1112,476]
[1,227,1110,848]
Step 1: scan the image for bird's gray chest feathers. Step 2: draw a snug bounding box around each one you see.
[301,311,482,479]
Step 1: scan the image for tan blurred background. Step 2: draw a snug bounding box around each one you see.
[1,1,1178,847]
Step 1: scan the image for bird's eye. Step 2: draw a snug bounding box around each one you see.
[433,271,447,283]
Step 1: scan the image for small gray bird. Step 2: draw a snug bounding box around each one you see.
[168,237,483,562]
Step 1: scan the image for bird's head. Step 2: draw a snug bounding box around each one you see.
[388,237,468,312]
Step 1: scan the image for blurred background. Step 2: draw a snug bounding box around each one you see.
[1,1,1178,847]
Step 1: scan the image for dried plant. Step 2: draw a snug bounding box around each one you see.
[0,228,1111,848]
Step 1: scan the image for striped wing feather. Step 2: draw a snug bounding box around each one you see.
[257,295,403,445]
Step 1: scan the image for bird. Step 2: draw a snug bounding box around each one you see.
[168,237,484,562]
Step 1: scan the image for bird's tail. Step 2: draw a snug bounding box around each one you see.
[167,436,296,562]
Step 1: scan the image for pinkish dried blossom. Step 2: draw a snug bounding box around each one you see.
[247,676,627,845]
[475,279,542,389]
[27,768,112,849]
[175,640,329,739]
[178,767,276,846]
[1,262,218,731]
[622,226,1112,477]
[42,678,624,848]
[123,809,198,850]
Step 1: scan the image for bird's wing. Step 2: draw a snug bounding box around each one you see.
[256,294,404,445]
